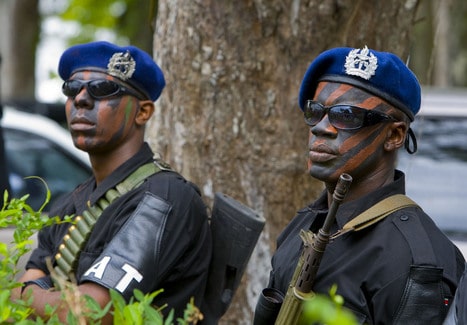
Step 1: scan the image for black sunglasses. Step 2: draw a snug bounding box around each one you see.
[304,100,397,130]
[62,79,146,100]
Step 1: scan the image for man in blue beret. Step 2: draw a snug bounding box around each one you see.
[12,41,212,322]
[254,46,465,324]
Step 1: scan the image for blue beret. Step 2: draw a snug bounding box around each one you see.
[298,46,421,121]
[58,41,165,102]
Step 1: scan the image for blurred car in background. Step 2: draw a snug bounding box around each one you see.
[2,106,92,211]
[398,87,467,256]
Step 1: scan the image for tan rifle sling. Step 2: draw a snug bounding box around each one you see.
[331,194,419,239]
[53,160,169,284]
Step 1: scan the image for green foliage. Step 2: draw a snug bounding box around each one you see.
[300,284,358,325]
[0,182,61,323]
[0,179,72,278]
[0,185,202,324]
[59,0,128,45]
[50,0,155,52]
[111,288,163,324]
[60,0,126,29]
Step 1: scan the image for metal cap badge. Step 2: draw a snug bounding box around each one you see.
[107,51,136,81]
[344,46,378,80]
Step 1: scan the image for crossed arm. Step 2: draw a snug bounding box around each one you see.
[11,268,112,324]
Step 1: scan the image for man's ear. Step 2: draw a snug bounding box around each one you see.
[135,100,155,126]
[384,121,407,151]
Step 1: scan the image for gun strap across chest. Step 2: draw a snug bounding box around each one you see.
[331,194,418,239]
[53,160,169,282]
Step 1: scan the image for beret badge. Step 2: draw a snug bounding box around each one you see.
[344,46,378,80]
[107,50,136,81]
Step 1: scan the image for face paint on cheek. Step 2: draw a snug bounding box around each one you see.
[333,126,387,178]
[115,100,136,139]
[124,100,134,126]
[101,99,136,145]
[65,104,73,128]
[88,106,98,123]
[307,129,315,169]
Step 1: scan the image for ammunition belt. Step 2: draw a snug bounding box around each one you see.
[53,160,168,284]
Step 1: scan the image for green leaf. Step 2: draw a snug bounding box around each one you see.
[145,307,164,324]
[134,288,145,302]
[123,303,143,324]
[164,309,175,325]
[0,290,12,321]
[110,289,126,311]
[0,242,8,256]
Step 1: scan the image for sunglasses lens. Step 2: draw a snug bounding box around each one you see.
[62,80,82,97]
[329,106,365,130]
[88,80,120,98]
[304,101,326,126]
[304,100,394,130]
[62,80,123,99]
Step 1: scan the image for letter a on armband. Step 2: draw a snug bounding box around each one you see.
[84,256,111,279]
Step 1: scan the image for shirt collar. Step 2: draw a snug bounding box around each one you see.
[88,143,155,204]
[307,170,407,230]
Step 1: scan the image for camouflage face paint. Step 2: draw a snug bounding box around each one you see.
[65,71,140,153]
[307,82,394,183]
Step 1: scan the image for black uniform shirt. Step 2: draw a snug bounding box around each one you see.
[268,170,465,324]
[444,262,467,324]
[27,143,212,317]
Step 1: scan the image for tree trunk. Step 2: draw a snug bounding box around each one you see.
[0,0,39,102]
[150,0,420,323]
[433,0,451,87]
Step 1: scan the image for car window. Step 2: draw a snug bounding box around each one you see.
[398,117,467,239]
[4,127,91,211]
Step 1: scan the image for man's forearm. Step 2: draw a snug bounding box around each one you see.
[22,284,68,320]
[15,274,112,324]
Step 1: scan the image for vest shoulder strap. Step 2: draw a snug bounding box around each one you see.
[332,194,418,239]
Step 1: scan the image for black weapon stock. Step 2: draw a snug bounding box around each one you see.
[202,192,265,324]
[254,173,352,325]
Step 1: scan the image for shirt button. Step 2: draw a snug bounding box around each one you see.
[400,215,409,221]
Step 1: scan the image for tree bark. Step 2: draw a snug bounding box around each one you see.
[150,0,420,323]
[0,0,39,102]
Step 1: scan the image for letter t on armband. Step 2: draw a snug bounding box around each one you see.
[115,263,143,292]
